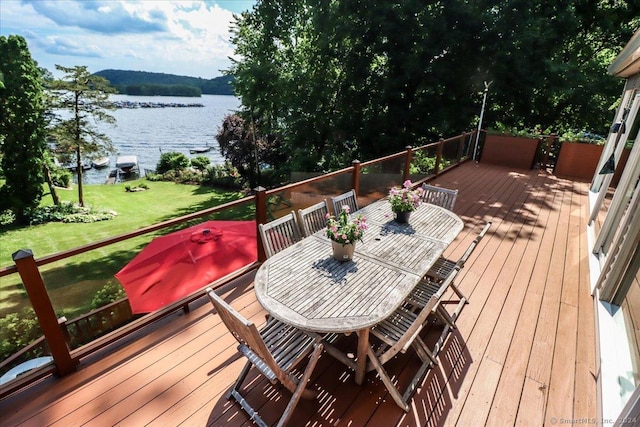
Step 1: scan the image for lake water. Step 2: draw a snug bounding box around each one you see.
[76,94,241,184]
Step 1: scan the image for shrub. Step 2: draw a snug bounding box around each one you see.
[156,152,190,174]
[145,172,163,182]
[26,202,117,225]
[50,167,72,188]
[0,209,16,226]
[202,162,243,189]
[0,308,43,362]
[91,282,127,310]
[190,156,211,172]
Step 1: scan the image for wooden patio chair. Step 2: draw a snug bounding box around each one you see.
[421,183,458,211]
[297,199,330,237]
[207,288,324,427]
[368,268,461,411]
[424,221,492,284]
[404,266,465,356]
[259,212,303,258]
[330,189,359,215]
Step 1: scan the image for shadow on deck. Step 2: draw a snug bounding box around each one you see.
[0,163,596,426]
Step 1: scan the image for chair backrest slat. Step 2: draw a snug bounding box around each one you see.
[298,200,329,236]
[259,212,303,258]
[421,184,458,211]
[331,190,359,216]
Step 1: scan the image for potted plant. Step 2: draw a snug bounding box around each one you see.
[388,180,423,223]
[325,205,368,261]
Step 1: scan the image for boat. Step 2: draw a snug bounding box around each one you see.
[115,155,138,173]
[63,160,92,171]
[92,157,110,169]
[189,142,212,154]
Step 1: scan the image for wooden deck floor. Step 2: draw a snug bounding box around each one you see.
[0,162,597,426]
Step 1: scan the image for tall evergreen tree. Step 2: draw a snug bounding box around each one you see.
[0,35,48,224]
[50,65,116,206]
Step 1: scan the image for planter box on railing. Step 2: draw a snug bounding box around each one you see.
[481,134,540,169]
[554,141,630,185]
[554,141,603,180]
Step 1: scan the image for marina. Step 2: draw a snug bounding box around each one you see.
[68,94,240,185]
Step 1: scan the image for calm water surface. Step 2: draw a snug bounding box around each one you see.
[79,94,240,184]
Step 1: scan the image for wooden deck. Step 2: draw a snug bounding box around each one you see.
[0,162,597,426]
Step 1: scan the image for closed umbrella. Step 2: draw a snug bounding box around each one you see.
[116,220,257,313]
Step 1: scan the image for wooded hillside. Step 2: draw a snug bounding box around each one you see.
[93,69,234,96]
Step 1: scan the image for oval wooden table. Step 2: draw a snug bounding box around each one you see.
[254,198,464,385]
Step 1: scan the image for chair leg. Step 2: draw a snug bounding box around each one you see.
[367,347,410,411]
[226,360,271,427]
[226,359,252,400]
[436,305,457,330]
[277,343,324,427]
[413,337,438,366]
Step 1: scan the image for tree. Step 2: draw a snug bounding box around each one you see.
[216,114,285,188]
[0,35,48,224]
[228,0,638,174]
[476,0,640,134]
[50,65,116,206]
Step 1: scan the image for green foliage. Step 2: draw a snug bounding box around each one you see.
[190,156,211,171]
[215,114,286,188]
[24,201,117,225]
[0,308,42,362]
[50,167,72,188]
[202,163,243,189]
[91,282,126,310]
[0,35,48,224]
[124,183,149,192]
[229,0,639,173]
[156,152,190,174]
[0,209,16,226]
[409,150,454,175]
[559,130,605,144]
[93,69,234,95]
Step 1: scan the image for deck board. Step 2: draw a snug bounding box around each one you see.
[0,163,597,427]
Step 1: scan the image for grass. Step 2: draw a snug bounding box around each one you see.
[0,178,252,318]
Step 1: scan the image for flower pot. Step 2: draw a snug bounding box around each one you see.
[394,210,412,223]
[332,240,355,262]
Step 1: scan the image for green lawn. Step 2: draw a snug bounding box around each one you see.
[0,179,252,318]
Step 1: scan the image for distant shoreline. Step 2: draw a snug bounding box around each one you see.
[111,100,204,109]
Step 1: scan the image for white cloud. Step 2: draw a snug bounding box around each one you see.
[0,0,250,78]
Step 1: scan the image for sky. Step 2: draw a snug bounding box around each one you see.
[0,0,257,79]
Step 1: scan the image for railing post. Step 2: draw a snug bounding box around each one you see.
[457,133,467,163]
[255,187,268,262]
[435,138,444,175]
[351,160,361,196]
[12,249,76,376]
[403,146,413,182]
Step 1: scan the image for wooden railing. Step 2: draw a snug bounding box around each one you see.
[0,131,475,397]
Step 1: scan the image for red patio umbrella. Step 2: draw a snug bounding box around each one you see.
[116,220,257,313]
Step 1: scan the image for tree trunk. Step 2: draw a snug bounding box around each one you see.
[43,163,60,205]
[76,145,84,206]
